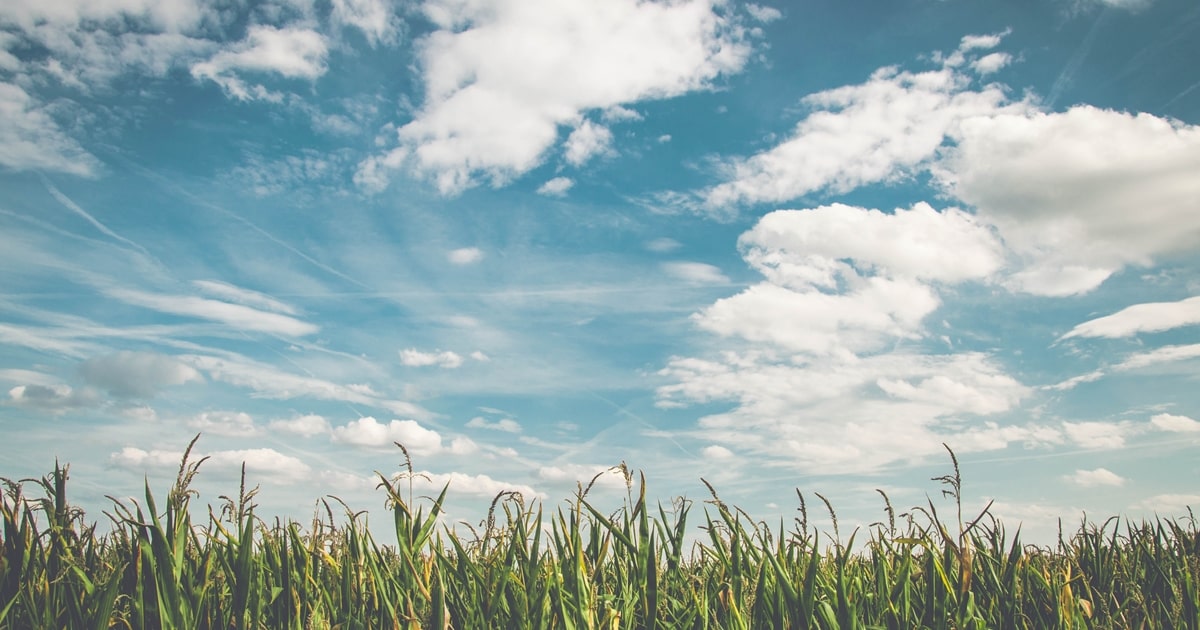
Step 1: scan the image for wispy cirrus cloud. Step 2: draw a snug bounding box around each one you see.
[106,287,317,336]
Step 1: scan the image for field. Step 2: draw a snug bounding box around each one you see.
[2,440,1197,629]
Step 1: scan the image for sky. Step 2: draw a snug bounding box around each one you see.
[2,0,1200,544]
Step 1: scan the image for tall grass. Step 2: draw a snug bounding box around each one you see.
[2,439,1197,629]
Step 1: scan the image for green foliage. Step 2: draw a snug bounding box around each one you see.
[1,440,1197,629]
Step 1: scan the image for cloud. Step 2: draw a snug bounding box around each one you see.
[399,348,464,368]
[1131,494,1200,514]
[700,38,1029,208]
[563,120,615,166]
[662,261,730,285]
[447,247,484,265]
[740,203,1004,286]
[645,237,682,253]
[187,411,260,437]
[269,414,331,437]
[0,83,101,176]
[537,176,575,197]
[192,280,299,315]
[1061,296,1200,340]
[466,416,521,433]
[366,0,756,193]
[331,416,444,454]
[399,470,542,500]
[1062,421,1134,449]
[939,107,1200,296]
[538,463,631,491]
[111,445,311,481]
[179,353,429,418]
[7,383,100,412]
[1114,344,1200,371]
[701,445,734,460]
[1150,413,1200,433]
[331,0,402,46]
[191,26,328,101]
[106,288,318,336]
[79,351,202,397]
[1066,468,1126,487]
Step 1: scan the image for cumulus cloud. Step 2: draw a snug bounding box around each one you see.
[191,26,328,102]
[1066,467,1126,487]
[79,351,201,397]
[187,411,259,437]
[939,107,1200,296]
[331,416,444,454]
[269,414,331,437]
[399,348,463,368]
[7,383,100,411]
[700,36,1030,208]
[1061,296,1200,340]
[563,120,615,166]
[537,176,575,197]
[399,470,542,500]
[701,445,734,460]
[363,0,757,193]
[111,445,311,481]
[1062,421,1134,449]
[538,463,631,491]
[466,416,521,433]
[1150,413,1200,433]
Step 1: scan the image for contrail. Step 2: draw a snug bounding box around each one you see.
[1046,8,1111,109]
[40,174,160,266]
[107,154,374,291]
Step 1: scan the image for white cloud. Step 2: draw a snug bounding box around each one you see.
[187,411,260,437]
[469,351,490,362]
[331,416,443,454]
[107,288,318,336]
[744,4,782,23]
[662,261,730,285]
[1062,421,1134,449]
[369,0,756,193]
[399,348,464,368]
[537,176,575,197]
[269,413,331,437]
[192,280,299,315]
[191,26,328,101]
[1115,344,1200,371]
[447,247,484,265]
[701,444,734,460]
[7,383,100,411]
[939,107,1200,296]
[1132,494,1200,515]
[694,279,939,356]
[701,51,1030,208]
[563,120,615,166]
[79,351,202,397]
[1150,413,1200,433]
[179,353,429,418]
[1066,468,1126,487]
[970,52,1011,75]
[740,203,1004,286]
[331,0,401,46]
[538,463,630,491]
[645,237,682,253]
[111,446,311,481]
[403,470,542,500]
[0,82,100,176]
[466,416,521,433]
[1061,296,1200,340]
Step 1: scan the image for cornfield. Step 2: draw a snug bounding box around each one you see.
[2,438,1197,629]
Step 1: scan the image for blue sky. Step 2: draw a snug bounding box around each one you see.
[3,0,1199,542]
